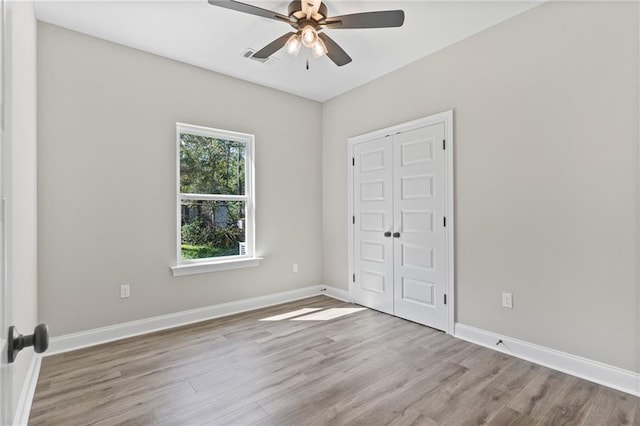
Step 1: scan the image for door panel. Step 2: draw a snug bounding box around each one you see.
[393,124,447,330]
[352,121,448,332]
[353,137,394,314]
[401,277,435,306]
[400,174,434,199]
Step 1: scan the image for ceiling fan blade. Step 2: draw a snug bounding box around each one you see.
[207,0,289,23]
[252,32,296,59]
[318,33,352,66]
[324,10,404,29]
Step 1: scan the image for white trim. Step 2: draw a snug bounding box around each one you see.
[171,256,262,276]
[46,286,334,355]
[180,194,248,202]
[347,110,455,334]
[455,323,640,397]
[346,142,355,307]
[321,285,350,302]
[175,123,253,144]
[348,113,453,145]
[443,110,455,334]
[12,354,41,426]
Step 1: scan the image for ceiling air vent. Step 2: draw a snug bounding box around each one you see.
[242,48,276,64]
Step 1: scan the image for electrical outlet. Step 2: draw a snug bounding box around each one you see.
[293,263,298,273]
[120,284,130,299]
[502,292,513,309]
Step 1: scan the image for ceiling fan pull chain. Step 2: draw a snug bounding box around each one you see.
[306,59,310,70]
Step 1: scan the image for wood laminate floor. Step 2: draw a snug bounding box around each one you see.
[30,296,639,425]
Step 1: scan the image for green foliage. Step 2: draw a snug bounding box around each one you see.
[180,133,246,195]
[213,225,244,249]
[181,244,239,260]
[181,213,244,260]
[181,217,211,246]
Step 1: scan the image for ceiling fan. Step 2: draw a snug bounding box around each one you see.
[207,0,405,66]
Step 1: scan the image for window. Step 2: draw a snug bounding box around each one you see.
[172,123,259,276]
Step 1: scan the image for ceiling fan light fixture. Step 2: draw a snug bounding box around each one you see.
[311,38,327,58]
[285,33,302,56]
[207,0,404,67]
[301,25,317,47]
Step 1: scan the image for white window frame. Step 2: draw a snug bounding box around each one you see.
[171,123,261,276]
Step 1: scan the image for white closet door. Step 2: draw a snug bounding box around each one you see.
[392,123,447,330]
[353,137,394,315]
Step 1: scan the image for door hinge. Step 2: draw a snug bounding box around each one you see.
[443,139,446,150]
[352,274,356,282]
[443,216,447,227]
[444,294,447,305]
[352,215,355,224]
[352,157,355,166]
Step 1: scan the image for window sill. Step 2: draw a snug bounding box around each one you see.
[171,257,263,277]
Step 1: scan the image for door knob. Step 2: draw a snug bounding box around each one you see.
[7,323,49,363]
[393,232,400,238]
[384,231,392,238]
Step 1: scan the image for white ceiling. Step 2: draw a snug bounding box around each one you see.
[34,0,542,102]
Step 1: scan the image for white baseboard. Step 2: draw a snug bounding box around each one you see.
[321,285,350,302]
[455,323,640,397]
[12,353,41,426]
[48,285,333,355]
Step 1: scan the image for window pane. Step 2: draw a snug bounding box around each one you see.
[180,133,246,195]
[180,200,246,260]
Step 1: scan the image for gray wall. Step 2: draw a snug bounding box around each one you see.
[322,1,639,372]
[38,22,323,336]
[7,0,38,419]
[38,1,639,374]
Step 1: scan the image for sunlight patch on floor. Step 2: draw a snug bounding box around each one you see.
[259,307,323,321]
[291,308,366,321]
[259,307,367,322]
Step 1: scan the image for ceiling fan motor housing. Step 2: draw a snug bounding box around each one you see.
[288,1,327,24]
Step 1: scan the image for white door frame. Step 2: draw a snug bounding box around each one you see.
[0,0,10,422]
[347,110,455,334]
